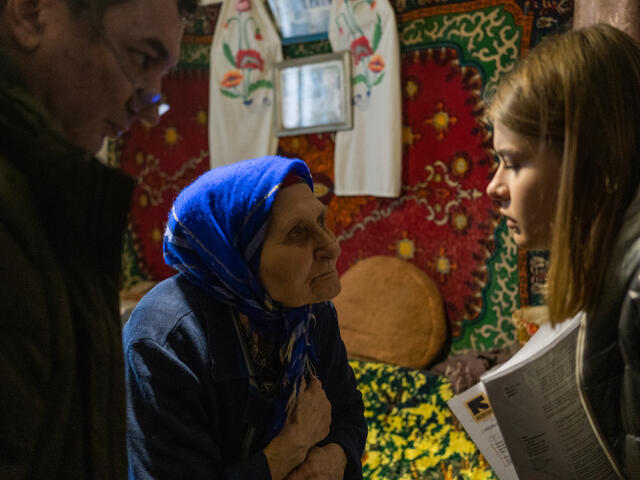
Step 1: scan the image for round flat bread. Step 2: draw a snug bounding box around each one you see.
[333,256,446,369]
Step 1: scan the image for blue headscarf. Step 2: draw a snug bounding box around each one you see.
[163,155,317,438]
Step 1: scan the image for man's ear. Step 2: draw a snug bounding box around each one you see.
[3,0,51,51]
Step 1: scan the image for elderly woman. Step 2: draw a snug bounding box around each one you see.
[123,156,366,479]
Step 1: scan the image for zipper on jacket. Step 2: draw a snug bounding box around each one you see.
[575,313,625,479]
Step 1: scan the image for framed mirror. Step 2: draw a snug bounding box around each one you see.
[273,50,353,137]
[266,0,332,44]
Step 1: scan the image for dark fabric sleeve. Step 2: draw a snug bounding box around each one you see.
[619,267,640,478]
[124,335,271,480]
[313,302,367,480]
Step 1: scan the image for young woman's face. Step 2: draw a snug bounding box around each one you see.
[486,122,562,250]
[259,183,341,307]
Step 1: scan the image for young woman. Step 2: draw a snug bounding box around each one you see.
[123,156,366,479]
[486,24,640,478]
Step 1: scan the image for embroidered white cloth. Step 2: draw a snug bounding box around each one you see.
[209,0,282,168]
[329,0,402,197]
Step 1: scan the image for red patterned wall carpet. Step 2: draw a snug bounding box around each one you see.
[115,0,569,354]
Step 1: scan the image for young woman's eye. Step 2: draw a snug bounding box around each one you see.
[504,162,521,172]
[498,156,519,171]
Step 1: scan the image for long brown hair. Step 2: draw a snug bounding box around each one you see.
[488,24,640,324]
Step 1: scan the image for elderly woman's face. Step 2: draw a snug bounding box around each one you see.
[259,183,341,307]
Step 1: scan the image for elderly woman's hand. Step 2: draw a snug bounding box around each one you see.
[289,376,332,445]
[264,376,332,480]
[284,444,347,480]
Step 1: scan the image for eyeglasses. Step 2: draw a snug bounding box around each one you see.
[128,90,171,118]
[102,35,171,121]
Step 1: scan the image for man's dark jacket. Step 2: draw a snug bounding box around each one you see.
[0,53,133,478]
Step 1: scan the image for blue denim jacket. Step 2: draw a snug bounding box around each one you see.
[123,274,366,479]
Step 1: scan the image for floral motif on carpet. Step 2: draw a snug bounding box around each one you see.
[280,43,500,352]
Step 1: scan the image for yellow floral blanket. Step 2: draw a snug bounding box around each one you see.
[350,359,497,479]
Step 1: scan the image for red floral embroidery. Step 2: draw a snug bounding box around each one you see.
[350,36,373,65]
[236,0,250,12]
[236,49,264,71]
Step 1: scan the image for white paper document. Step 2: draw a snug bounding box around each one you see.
[448,314,617,479]
[448,382,518,480]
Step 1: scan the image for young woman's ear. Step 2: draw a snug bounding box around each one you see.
[3,0,51,51]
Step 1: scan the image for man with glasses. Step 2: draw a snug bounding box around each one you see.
[0,0,196,477]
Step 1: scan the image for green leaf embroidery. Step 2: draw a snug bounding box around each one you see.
[248,79,274,95]
[220,89,240,98]
[223,43,236,67]
[372,14,382,53]
[352,74,368,86]
[372,72,385,86]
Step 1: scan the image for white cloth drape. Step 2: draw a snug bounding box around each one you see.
[209,0,282,168]
[329,0,402,197]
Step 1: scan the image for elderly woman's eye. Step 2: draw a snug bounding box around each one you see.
[287,226,305,241]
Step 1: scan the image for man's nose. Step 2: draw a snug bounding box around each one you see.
[137,102,163,127]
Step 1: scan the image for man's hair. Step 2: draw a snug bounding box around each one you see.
[487,24,640,324]
[0,0,199,20]
[83,0,197,19]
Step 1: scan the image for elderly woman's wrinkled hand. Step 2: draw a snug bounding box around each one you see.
[284,444,347,480]
[288,376,332,447]
[264,376,332,480]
